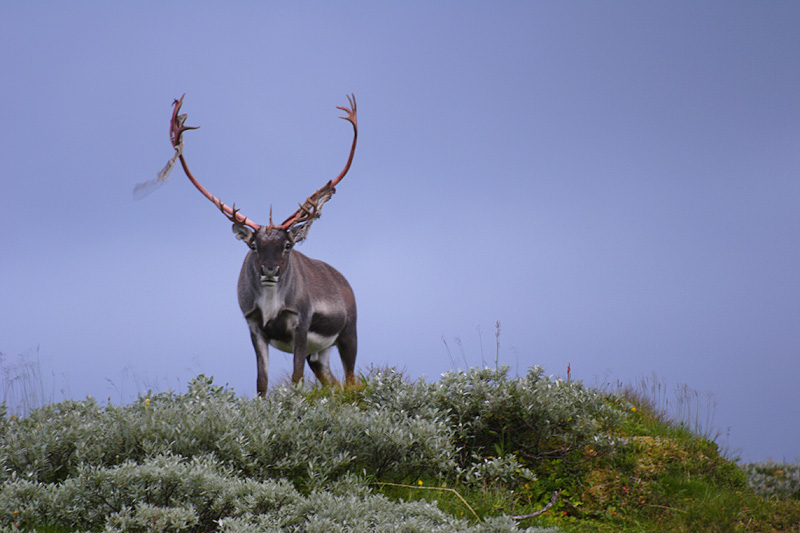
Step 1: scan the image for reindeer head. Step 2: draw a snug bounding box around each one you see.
[236,226,295,286]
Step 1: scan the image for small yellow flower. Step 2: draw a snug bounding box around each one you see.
[145,398,151,409]
[417,480,423,486]
[631,406,637,413]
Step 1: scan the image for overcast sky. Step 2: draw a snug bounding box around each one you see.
[2,2,798,463]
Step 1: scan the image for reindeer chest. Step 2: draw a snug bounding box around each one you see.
[255,290,299,337]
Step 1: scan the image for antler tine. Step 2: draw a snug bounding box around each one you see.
[218,201,247,226]
[169,96,261,231]
[332,93,357,188]
[169,94,199,149]
[275,94,358,231]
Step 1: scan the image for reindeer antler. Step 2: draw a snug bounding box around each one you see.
[168,95,262,231]
[168,94,357,235]
[274,94,358,232]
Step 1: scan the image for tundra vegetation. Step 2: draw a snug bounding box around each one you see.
[0,365,798,532]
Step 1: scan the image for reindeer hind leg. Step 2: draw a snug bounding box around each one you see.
[336,327,357,387]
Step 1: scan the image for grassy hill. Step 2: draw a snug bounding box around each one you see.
[0,367,798,532]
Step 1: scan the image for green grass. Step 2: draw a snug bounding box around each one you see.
[533,387,800,532]
[0,365,797,532]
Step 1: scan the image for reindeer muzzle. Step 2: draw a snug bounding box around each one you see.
[260,275,279,287]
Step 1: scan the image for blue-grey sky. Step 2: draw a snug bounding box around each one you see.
[2,2,798,463]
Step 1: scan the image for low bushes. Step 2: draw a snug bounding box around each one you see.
[0,369,590,531]
[2,367,793,531]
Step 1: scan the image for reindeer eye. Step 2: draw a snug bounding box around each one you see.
[284,242,292,252]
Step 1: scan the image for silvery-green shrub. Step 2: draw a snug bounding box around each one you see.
[0,368,626,531]
[218,490,557,532]
[1,453,301,531]
[742,462,800,500]
[430,366,623,463]
[103,503,198,532]
[0,375,456,487]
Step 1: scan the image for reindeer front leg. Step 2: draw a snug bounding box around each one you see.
[291,328,308,384]
[247,319,271,397]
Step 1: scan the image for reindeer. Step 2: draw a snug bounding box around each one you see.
[165,94,358,396]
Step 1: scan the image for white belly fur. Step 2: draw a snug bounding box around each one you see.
[269,331,337,355]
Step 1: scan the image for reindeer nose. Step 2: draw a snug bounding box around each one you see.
[260,265,279,277]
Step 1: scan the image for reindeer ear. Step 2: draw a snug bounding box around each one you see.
[232,223,255,247]
[289,222,312,245]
